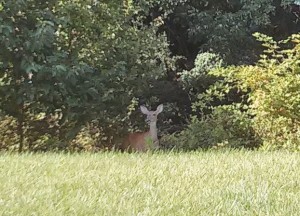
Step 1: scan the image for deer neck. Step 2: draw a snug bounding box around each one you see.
[149,121,158,141]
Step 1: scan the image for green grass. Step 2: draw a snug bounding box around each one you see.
[0,150,300,215]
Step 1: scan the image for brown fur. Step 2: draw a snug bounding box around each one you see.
[121,132,151,152]
[120,104,163,152]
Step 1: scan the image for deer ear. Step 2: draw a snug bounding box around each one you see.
[140,105,150,114]
[156,104,163,114]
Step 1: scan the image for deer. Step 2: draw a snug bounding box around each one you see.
[120,104,164,152]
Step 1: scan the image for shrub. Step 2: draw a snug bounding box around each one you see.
[209,33,300,150]
[179,52,223,99]
[166,33,300,151]
[161,104,259,151]
[0,114,18,151]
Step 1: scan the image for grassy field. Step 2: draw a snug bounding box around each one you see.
[0,150,299,216]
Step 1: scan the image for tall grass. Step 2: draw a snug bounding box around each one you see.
[0,150,299,215]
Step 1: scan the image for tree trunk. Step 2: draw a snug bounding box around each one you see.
[18,106,24,153]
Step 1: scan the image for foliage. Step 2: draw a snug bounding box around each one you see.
[165,32,300,151]
[136,0,300,65]
[209,33,300,150]
[0,0,170,151]
[179,52,223,93]
[0,114,18,151]
[162,104,258,151]
[0,0,299,152]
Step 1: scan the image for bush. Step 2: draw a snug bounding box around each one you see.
[165,33,300,151]
[161,104,259,151]
[0,115,18,151]
[209,33,300,150]
[179,52,223,100]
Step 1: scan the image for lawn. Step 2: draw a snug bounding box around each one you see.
[0,150,299,215]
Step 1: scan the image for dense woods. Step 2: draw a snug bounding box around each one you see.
[0,0,299,152]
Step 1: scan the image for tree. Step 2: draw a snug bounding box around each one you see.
[0,0,170,151]
[135,0,300,66]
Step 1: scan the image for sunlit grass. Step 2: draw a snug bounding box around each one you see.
[0,150,299,215]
